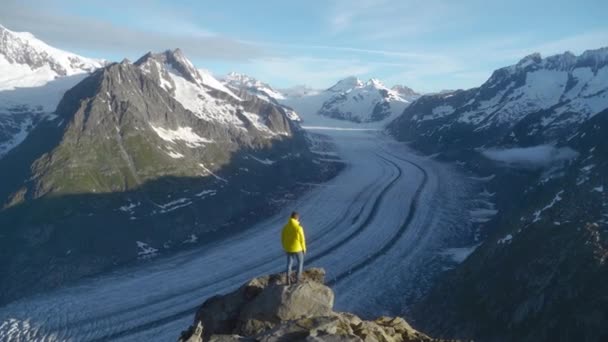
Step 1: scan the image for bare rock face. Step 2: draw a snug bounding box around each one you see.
[178,268,447,342]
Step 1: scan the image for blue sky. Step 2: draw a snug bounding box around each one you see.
[2,0,607,92]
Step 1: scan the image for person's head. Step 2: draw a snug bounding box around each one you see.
[291,211,299,220]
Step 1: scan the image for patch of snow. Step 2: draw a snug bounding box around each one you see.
[581,164,595,172]
[283,108,301,122]
[440,244,480,263]
[150,125,213,147]
[421,105,454,121]
[156,198,193,214]
[166,151,184,159]
[533,190,564,223]
[119,202,140,212]
[197,68,241,100]
[498,234,513,244]
[199,163,228,182]
[182,234,198,244]
[249,155,276,165]
[195,189,217,198]
[593,186,604,193]
[136,241,158,259]
[241,111,282,136]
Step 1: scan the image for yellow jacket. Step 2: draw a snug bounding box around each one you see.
[281,218,306,253]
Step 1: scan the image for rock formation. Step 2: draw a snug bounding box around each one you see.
[178,268,453,342]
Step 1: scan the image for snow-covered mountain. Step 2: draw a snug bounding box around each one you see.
[282,76,419,123]
[0,24,103,90]
[0,24,104,157]
[388,48,608,341]
[223,72,285,102]
[135,51,298,132]
[389,48,608,151]
[391,84,420,99]
[220,72,301,122]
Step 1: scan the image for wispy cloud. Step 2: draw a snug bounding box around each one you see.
[326,0,468,40]
[1,0,606,93]
[0,0,265,61]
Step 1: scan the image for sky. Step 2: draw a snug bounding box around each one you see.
[1,0,607,93]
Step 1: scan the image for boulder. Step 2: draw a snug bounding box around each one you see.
[237,280,334,335]
[195,268,327,338]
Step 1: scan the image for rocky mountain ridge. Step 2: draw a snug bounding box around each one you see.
[389,47,608,154]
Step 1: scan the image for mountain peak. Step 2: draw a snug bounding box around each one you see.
[223,72,284,100]
[366,78,385,88]
[391,84,420,99]
[580,46,608,63]
[327,76,363,92]
[516,52,542,68]
[135,49,200,84]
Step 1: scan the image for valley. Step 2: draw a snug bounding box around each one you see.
[0,113,479,341]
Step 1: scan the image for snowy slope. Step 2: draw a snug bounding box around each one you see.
[0,24,103,90]
[223,72,285,101]
[282,77,418,123]
[136,50,290,134]
[0,25,104,158]
[390,47,608,151]
[457,49,608,130]
[221,72,301,122]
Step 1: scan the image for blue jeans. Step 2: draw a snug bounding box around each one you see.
[286,251,304,283]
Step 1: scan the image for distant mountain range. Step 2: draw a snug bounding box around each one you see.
[278,76,420,123]
[221,73,421,123]
[389,48,608,152]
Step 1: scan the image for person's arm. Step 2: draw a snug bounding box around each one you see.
[298,224,306,253]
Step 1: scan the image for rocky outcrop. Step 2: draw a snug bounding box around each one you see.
[179,268,448,342]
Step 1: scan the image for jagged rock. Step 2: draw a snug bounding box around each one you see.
[237,280,334,335]
[181,268,446,342]
[178,321,204,342]
[195,268,327,337]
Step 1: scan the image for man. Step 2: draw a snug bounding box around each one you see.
[281,211,306,285]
